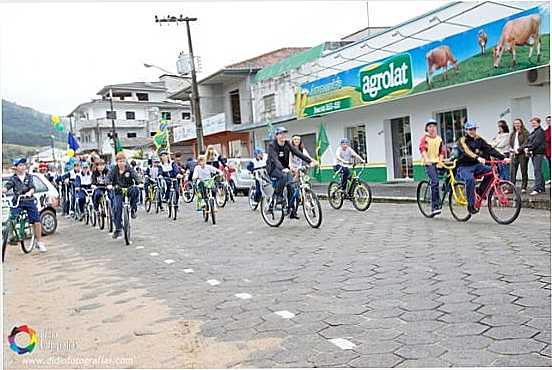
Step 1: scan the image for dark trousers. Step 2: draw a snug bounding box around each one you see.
[75,187,91,213]
[269,169,296,211]
[532,154,546,192]
[254,179,262,202]
[334,165,351,190]
[425,164,441,211]
[92,189,109,209]
[498,163,510,181]
[111,187,140,231]
[510,154,528,190]
[458,164,492,208]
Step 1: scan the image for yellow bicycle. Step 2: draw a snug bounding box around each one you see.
[416,160,471,222]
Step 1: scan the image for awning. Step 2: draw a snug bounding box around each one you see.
[254,43,326,82]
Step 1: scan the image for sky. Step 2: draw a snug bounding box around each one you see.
[0,0,447,115]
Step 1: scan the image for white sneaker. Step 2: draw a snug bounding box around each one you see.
[521,189,527,193]
[546,180,551,185]
[530,190,539,196]
[36,242,47,253]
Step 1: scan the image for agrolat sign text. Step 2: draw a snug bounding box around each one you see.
[360,54,413,102]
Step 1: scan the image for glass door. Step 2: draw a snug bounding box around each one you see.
[436,108,468,154]
[390,116,412,179]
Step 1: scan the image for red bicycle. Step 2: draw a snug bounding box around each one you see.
[469,159,521,224]
[180,174,194,204]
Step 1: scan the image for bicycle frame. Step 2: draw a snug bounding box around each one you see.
[437,160,467,207]
[473,160,505,207]
[333,163,365,196]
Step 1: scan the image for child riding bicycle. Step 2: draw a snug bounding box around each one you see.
[2,158,47,252]
[192,155,223,209]
[419,119,446,216]
[247,148,267,203]
[335,138,365,191]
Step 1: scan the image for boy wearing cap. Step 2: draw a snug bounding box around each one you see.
[419,119,446,215]
[75,162,93,220]
[335,138,365,191]
[2,159,47,252]
[457,121,508,214]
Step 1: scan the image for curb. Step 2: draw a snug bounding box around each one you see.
[315,193,550,210]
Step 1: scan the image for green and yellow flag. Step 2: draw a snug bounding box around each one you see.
[153,130,168,149]
[315,123,329,178]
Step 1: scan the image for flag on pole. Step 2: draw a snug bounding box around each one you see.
[315,123,330,178]
[115,138,124,153]
[67,132,80,158]
[153,130,168,149]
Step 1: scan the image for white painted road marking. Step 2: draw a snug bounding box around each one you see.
[149,252,159,257]
[329,338,356,350]
[235,293,252,300]
[206,279,221,286]
[164,259,175,264]
[183,268,194,273]
[135,246,144,250]
[274,310,295,319]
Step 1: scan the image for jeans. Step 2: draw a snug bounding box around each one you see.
[457,164,492,208]
[75,187,91,213]
[269,169,296,212]
[254,179,262,202]
[111,187,140,231]
[498,163,510,181]
[92,188,110,209]
[163,177,180,202]
[510,154,528,190]
[425,164,441,211]
[334,165,351,191]
[532,154,546,192]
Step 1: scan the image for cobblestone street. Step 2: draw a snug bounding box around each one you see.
[4,199,551,368]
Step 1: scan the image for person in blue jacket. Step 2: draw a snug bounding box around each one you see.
[157,150,182,204]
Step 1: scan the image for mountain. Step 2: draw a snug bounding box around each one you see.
[2,100,66,147]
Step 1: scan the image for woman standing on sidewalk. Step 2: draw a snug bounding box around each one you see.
[491,120,511,180]
[509,118,529,193]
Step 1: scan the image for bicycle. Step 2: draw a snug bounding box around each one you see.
[248,167,266,211]
[166,177,181,221]
[213,173,228,208]
[195,177,217,225]
[416,160,471,222]
[2,196,36,262]
[112,185,139,246]
[143,176,158,213]
[292,166,323,228]
[155,176,167,214]
[82,188,96,227]
[93,185,111,231]
[470,159,521,225]
[180,175,194,204]
[220,164,236,204]
[328,161,373,211]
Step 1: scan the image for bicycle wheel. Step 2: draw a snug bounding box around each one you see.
[2,224,12,262]
[209,198,216,225]
[449,181,471,222]
[228,182,235,203]
[107,200,114,233]
[98,207,105,230]
[167,192,173,219]
[20,221,35,254]
[248,184,259,211]
[488,180,521,225]
[302,188,322,228]
[416,180,434,218]
[90,204,97,227]
[123,206,130,246]
[260,196,284,227]
[351,181,372,211]
[172,193,178,221]
[215,184,227,208]
[145,188,152,212]
[203,199,209,222]
[327,182,344,210]
[182,183,194,203]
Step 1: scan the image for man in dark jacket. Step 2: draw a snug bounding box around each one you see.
[107,152,141,239]
[524,117,546,195]
[456,121,508,214]
[266,127,317,219]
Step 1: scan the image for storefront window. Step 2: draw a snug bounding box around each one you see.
[436,108,468,154]
[229,140,249,158]
[346,125,367,160]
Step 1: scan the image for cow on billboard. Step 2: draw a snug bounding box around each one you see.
[493,14,542,68]
[478,30,488,55]
[425,45,459,88]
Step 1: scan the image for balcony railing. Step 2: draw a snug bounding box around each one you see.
[76,118,192,130]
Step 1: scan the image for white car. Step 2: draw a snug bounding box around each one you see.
[2,173,59,235]
[227,158,255,195]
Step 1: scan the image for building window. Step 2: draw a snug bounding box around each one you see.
[263,94,276,114]
[106,111,117,120]
[436,108,468,154]
[346,125,367,160]
[230,90,241,124]
[136,93,149,101]
[127,132,137,138]
[150,131,157,137]
[125,111,135,120]
[182,112,191,120]
[229,140,250,158]
[161,112,171,120]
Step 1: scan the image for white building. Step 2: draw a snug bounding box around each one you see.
[247,1,551,182]
[69,76,191,158]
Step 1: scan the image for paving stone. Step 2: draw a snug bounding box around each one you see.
[515,296,551,307]
[480,314,531,327]
[362,328,403,341]
[400,310,444,322]
[488,339,547,355]
[473,294,517,305]
[439,302,482,313]
[307,351,359,367]
[394,344,447,359]
[352,341,402,355]
[399,299,442,311]
[441,349,500,366]
[437,322,490,336]
[400,320,446,333]
[348,353,404,368]
[520,306,552,318]
[324,314,364,326]
[484,325,540,340]
[396,358,452,367]
[525,317,551,331]
[492,353,552,367]
[397,332,443,345]
[477,303,523,315]
[318,324,366,339]
[436,293,476,304]
[438,335,494,350]
[439,311,486,323]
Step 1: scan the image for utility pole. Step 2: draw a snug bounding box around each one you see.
[109,88,118,159]
[50,135,56,166]
[155,15,204,153]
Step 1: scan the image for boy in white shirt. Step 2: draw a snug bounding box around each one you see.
[335,138,365,190]
[192,155,222,204]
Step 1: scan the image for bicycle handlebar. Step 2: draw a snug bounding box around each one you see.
[4,195,37,209]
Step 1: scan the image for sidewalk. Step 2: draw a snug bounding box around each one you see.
[312,181,551,210]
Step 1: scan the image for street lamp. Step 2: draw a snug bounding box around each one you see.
[154,15,205,153]
[143,62,176,76]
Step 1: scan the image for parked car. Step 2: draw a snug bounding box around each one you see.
[226,158,254,195]
[2,173,59,235]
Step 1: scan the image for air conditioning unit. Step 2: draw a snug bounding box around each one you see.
[526,66,550,86]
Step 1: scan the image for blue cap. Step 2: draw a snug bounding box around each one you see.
[254,147,264,156]
[274,127,288,135]
[464,121,478,130]
[339,138,349,145]
[12,158,27,166]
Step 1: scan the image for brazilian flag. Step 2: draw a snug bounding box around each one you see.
[315,123,329,179]
[153,130,168,149]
